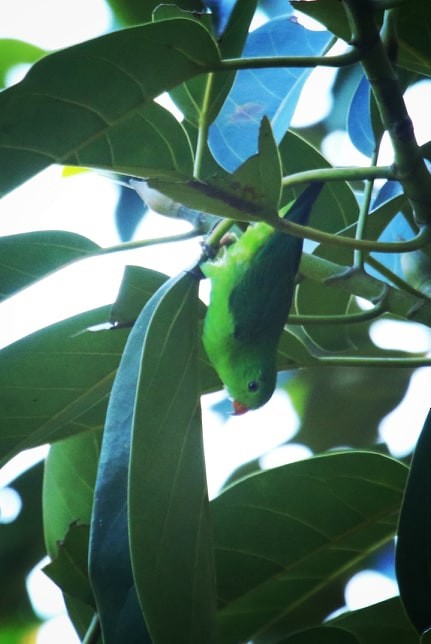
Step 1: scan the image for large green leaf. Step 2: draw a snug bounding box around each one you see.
[128,272,216,643]
[211,451,407,643]
[0,19,221,196]
[90,271,216,643]
[0,230,100,301]
[0,307,120,464]
[0,266,176,465]
[396,408,431,635]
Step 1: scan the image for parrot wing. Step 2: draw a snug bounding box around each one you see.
[228,182,323,343]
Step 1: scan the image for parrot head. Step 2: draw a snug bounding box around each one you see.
[224,357,277,414]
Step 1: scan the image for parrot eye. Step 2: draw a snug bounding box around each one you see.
[247,380,259,393]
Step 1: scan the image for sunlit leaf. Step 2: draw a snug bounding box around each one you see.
[212,452,407,643]
[0,39,45,88]
[0,19,220,196]
[208,15,332,170]
[0,231,100,301]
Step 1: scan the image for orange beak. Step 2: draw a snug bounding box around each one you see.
[232,400,249,415]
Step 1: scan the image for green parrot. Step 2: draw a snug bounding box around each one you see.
[201,182,323,414]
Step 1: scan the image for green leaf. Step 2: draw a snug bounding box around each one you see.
[0,307,121,464]
[110,265,168,326]
[0,19,221,196]
[42,429,101,584]
[329,597,420,644]
[128,273,217,643]
[168,0,258,126]
[149,118,283,221]
[396,408,431,634]
[279,130,359,233]
[0,266,173,465]
[211,452,407,643]
[44,522,94,607]
[90,272,216,643]
[0,231,100,301]
[0,39,45,88]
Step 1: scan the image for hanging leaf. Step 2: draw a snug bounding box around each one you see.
[90,271,216,644]
[396,409,431,635]
[128,272,216,643]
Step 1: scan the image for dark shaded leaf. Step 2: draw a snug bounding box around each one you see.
[212,452,407,643]
[396,408,431,634]
[0,231,100,301]
[0,19,220,196]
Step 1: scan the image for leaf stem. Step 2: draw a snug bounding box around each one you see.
[281,164,394,188]
[354,149,380,268]
[289,300,387,325]
[216,48,361,71]
[194,73,215,180]
[274,216,430,254]
[90,229,202,258]
[314,356,431,368]
[83,614,100,644]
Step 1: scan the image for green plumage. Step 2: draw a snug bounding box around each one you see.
[201,183,323,412]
